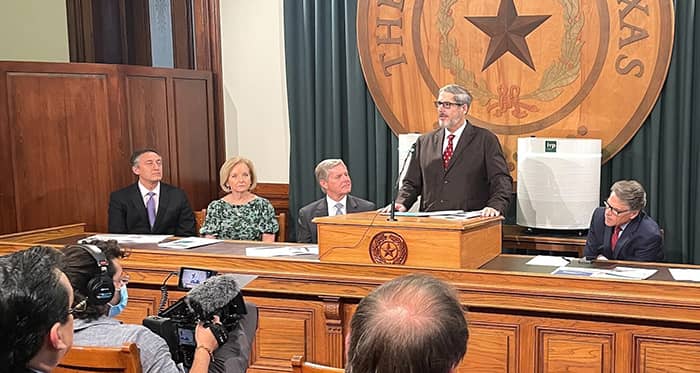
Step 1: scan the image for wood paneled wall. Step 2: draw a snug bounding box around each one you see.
[0,61,218,234]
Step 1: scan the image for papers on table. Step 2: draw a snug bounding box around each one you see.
[526,255,658,280]
[430,210,484,220]
[80,234,172,244]
[380,209,464,217]
[245,245,319,258]
[380,210,482,220]
[157,237,222,249]
[551,266,657,280]
[526,255,571,267]
[669,268,700,282]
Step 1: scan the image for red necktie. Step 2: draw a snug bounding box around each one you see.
[611,225,621,251]
[443,134,455,169]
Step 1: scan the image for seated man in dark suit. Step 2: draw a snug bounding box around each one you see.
[0,246,75,373]
[108,149,196,236]
[297,159,375,243]
[584,180,663,261]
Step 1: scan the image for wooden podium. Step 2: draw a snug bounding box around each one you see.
[314,212,502,269]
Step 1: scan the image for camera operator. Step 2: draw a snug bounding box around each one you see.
[60,240,232,373]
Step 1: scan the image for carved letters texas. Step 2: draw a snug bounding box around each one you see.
[357,0,674,172]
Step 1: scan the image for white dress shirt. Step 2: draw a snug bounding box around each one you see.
[326,195,348,216]
[442,121,467,153]
[138,182,161,214]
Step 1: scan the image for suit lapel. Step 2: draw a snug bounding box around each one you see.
[130,184,150,228]
[154,184,169,232]
[445,122,473,173]
[602,224,614,258]
[313,198,328,218]
[346,195,358,213]
[612,214,642,259]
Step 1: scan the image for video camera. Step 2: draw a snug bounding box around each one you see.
[143,268,247,367]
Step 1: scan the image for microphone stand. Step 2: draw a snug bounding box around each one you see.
[388,143,416,221]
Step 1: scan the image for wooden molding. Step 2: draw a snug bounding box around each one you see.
[254,183,290,212]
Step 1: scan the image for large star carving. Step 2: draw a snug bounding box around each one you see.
[465,0,550,71]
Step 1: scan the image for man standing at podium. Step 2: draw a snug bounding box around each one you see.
[297,159,375,243]
[394,84,512,216]
[108,149,196,236]
[584,180,664,261]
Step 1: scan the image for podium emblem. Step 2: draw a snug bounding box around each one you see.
[369,232,408,265]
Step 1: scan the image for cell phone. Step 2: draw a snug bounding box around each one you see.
[177,267,217,290]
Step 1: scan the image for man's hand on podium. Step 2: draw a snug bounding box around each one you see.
[480,207,500,217]
[379,203,407,213]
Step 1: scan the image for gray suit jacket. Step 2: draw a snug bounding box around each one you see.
[396,122,513,215]
[296,195,376,243]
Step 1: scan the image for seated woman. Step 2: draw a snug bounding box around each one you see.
[200,157,279,241]
[61,240,225,373]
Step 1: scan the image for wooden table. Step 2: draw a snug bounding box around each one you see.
[3,225,700,373]
[502,224,587,256]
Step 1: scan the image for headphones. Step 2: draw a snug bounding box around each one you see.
[70,244,115,305]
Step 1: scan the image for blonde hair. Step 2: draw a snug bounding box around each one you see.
[219,157,257,192]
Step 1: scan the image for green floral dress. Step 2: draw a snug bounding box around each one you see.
[199,197,279,240]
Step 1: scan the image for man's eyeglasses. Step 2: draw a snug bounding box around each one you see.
[433,101,464,109]
[603,200,630,216]
[68,299,87,315]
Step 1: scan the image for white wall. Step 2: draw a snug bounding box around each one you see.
[0,0,69,62]
[0,0,289,181]
[220,0,290,183]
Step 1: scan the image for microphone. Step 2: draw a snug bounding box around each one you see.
[389,142,416,221]
[185,274,246,322]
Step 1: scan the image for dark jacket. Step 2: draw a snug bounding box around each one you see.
[108,182,196,236]
[583,207,664,261]
[396,122,513,214]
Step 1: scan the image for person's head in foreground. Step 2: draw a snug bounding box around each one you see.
[346,273,469,373]
[0,246,74,373]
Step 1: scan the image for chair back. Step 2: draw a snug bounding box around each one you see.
[276,212,287,242]
[291,355,344,373]
[55,342,142,373]
[194,208,206,234]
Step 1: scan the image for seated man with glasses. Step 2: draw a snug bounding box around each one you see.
[393,83,512,217]
[583,180,663,261]
[61,240,226,373]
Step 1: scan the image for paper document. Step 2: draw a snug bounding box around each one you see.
[80,234,172,244]
[551,266,657,280]
[380,210,464,217]
[593,266,657,280]
[430,210,484,220]
[158,237,222,249]
[669,268,700,282]
[245,245,319,258]
[526,255,571,267]
[551,267,597,277]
